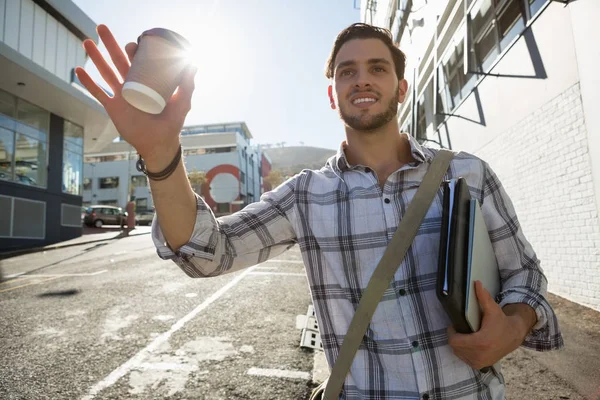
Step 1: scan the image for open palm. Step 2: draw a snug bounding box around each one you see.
[75,24,196,165]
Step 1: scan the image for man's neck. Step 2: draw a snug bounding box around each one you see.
[344,122,414,187]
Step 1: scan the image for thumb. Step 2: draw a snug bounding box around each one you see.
[475,280,498,315]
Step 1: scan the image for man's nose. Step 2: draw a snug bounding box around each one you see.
[354,69,372,88]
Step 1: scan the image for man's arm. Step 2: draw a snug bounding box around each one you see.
[146,149,298,278]
[480,161,563,351]
[144,144,197,251]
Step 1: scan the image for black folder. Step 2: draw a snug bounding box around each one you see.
[437,177,500,334]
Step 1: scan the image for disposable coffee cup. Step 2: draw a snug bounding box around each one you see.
[122,28,191,114]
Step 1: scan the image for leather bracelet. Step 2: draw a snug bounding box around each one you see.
[136,145,182,181]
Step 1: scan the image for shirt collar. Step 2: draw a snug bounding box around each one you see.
[331,133,430,173]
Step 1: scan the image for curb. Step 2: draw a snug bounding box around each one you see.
[0,231,151,260]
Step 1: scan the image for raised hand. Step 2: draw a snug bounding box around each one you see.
[75,24,197,170]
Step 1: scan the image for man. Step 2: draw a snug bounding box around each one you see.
[77,23,563,399]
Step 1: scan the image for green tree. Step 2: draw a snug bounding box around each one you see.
[188,168,207,194]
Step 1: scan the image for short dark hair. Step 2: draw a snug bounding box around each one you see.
[325,23,406,81]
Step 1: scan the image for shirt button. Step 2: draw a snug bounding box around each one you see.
[399,289,407,296]
[412,341,419,348]
[422,394,430,400]
[384,198,391,204]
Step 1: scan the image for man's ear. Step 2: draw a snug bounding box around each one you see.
[398,79,409,104]
[328,85,336,110]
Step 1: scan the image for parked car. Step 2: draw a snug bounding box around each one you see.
[135,210,155,226]
[83,205,128,228]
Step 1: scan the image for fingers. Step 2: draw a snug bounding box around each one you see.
[125,42,138,64]
[168,64,198,115]
[83,39,122,92]
[74,67,110,106]
[97,24,131,80]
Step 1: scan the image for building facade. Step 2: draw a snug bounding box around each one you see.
[83,122,270,216]
[360,0,600,311]
[0,0,118,252]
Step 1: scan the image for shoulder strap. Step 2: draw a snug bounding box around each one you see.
[323,149,455,399]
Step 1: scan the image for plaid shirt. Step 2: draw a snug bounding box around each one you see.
[152,134,563,399]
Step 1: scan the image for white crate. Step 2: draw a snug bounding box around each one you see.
[300,328,323,350]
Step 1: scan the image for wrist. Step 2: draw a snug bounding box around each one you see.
[141,142,181,172]
[504,304,537,345]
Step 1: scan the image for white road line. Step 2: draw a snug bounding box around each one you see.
[247,367,311,380]
[264,260,304,264]
[81,266,257,400]
[6,270,108,278]
[248,272,306,277]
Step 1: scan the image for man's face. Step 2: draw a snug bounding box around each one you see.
[330,38,407,132]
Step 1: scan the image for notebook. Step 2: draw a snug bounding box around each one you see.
[437,177,500,333]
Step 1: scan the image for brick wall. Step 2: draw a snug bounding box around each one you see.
[475,83,600,311]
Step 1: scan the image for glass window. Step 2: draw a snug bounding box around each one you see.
[469,0,526,72]
[83,177,92,191]
[136,198,148,209]
[131,175,148,187]
[99,177,119,189]
[0,127,14,181]
[84,154,127,163]
[529,0,547,17]
[63,120,84,196]
[0,90,49,188]
[497,0,525,51]
[14,133,47,187]
[17,98,49,133]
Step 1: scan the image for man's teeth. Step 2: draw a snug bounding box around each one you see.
[353,98,376,104]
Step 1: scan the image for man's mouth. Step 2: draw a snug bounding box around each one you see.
[352,97,378,108]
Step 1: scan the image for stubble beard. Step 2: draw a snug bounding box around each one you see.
[339,93,399,132]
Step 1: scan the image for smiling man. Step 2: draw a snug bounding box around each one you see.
[77,23,562,400]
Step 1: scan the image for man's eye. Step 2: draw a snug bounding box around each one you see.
[373,67,386,73]
[339,70,354,77]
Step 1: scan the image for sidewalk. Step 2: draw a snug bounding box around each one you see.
[0,226,151,260]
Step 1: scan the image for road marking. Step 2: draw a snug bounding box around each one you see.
[0,276,61,294]
[81,266,257,400]
[5,270,108,279]
[246,367,311,380]
[264,260,304,264]
[254,266,279,271]
[248,272,306,277]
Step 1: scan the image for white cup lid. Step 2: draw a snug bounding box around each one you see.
[122,81,167,114]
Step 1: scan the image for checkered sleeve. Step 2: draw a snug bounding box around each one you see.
[480,162,564,351]
[151,176,298,277]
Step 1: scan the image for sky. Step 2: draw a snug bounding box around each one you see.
[72,0,361,150]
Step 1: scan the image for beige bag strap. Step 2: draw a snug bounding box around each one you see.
[323,149,455,399]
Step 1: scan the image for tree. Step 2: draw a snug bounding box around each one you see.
[263,170,284,190]
[188,168,207,194]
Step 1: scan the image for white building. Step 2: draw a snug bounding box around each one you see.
[0,0,118,252]
[361,0,600,311]
[83,122,270,216]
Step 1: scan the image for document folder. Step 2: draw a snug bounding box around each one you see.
[437,177,500,334]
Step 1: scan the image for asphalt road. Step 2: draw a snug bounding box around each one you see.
[0,230,594,400]
[0,233,317,400]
